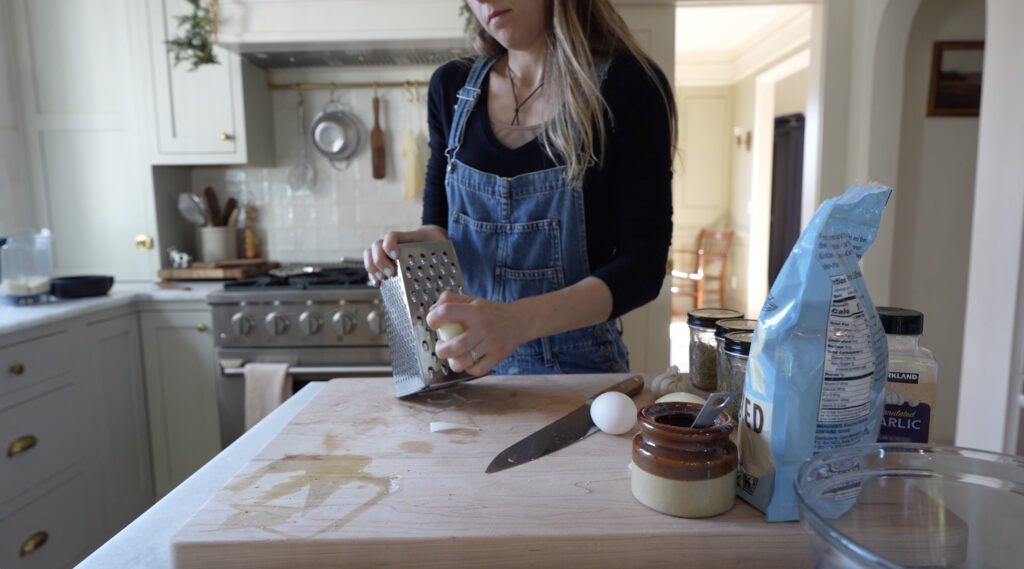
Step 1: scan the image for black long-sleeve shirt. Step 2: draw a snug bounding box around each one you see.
[421,55,673,319]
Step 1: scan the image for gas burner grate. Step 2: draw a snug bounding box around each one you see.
[224,267,370,290]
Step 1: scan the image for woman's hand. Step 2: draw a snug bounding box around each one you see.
[426,291,531,376]
[363,225,447,286]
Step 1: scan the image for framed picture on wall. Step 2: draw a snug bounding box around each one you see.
[927,41,984,117]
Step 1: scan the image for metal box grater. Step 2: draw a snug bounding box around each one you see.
[380,241,484,397]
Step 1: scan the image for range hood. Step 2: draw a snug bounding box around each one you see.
[216,0,473,68]
[240,40,473,69]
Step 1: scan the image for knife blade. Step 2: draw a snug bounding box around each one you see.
[485,375,644,474]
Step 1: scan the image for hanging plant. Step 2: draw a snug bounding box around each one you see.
[165,0,219,71]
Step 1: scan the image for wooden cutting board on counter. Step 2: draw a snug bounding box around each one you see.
[157,259,276,281]
[170,375,814,569]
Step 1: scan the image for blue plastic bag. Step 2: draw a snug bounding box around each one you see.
[737,184,892,522]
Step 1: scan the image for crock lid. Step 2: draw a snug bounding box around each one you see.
[687,308,743,328]
[724,331,753,356]
[714,318,757,341]
[876,306,924,335]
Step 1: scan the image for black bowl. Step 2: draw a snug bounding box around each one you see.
[50,275,114,299]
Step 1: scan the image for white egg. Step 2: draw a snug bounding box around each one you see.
[436,322,464,341]
[655,392,706,405]
[590,392,637,435]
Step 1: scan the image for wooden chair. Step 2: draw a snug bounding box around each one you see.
[671,229,734,309]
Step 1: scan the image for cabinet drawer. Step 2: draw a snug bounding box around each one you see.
[0,332,71,398]
[0,472,90,569]
[0,385,80,505]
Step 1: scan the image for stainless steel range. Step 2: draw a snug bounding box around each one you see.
[207,264,391,447]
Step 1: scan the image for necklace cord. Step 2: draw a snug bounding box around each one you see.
[507,62,544,126]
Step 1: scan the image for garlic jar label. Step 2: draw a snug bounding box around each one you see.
[878,379,935,443]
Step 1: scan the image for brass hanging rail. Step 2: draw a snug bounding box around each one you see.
[266,80,428,92]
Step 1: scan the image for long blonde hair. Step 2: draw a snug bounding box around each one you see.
[467,0,678,184]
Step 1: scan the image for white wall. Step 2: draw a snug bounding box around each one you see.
[0,0,35,236]
[189,66,432,263]
[956,0,1024,453]
[671,84,733,307]
[774,68,808,117]
[727,44,809,316]
[890,0,984,446]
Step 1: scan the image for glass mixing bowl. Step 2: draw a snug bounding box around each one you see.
[795,443,1024,569]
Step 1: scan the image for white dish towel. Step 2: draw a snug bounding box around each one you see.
[243,362,292,430]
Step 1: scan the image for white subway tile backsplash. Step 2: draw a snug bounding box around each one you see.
[190,66,432,262]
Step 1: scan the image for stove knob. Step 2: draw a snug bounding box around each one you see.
[299,311,322,335]
[230,313,255,336]
[265,312,289,336]
[367,309,386,335]
[332,311,356,336]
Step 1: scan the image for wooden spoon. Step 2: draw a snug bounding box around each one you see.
[203,187,222,226]
[370,93,386,179]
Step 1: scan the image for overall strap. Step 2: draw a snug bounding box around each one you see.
[445,57,499,172]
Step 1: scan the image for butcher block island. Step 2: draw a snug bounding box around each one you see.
[171,374,812,568]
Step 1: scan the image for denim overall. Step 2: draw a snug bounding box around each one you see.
[443,56,629,375]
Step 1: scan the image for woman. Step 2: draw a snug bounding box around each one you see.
[364,0,676,376]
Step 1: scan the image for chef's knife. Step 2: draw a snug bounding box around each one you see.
[485,375,644,474]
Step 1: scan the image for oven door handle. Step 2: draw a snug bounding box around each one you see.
[219,364,393,376]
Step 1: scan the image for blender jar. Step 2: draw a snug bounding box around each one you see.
[1,229,53,304]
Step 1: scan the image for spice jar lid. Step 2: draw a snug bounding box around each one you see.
[723,331,753,356]
[687,308,743,329]
[876,306,924,335]
[714,318,757,341]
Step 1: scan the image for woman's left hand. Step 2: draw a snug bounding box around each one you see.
[426,291,530,376]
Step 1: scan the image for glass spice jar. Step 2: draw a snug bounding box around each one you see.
[631,401,738,518]
[687,308,743,391]
[714,318,756,393]
[720,331,753,422]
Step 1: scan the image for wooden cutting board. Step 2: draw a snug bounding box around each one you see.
[170,374,813,569]
[157,260,277,281]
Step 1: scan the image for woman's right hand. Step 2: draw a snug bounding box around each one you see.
[363,224,447,286]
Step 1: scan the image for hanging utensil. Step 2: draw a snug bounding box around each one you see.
[370,84,386,179]
[311,86,362,171]
[286,89,317,194]
[177,193,207,226]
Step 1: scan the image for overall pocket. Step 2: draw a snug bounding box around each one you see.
[450,212,564,302]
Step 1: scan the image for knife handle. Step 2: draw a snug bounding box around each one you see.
[588,375,644,403]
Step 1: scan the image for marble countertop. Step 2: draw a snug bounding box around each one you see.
[75,382,324,569]
[0,281,225,336]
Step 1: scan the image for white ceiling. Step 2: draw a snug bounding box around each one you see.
[675,4,808,55]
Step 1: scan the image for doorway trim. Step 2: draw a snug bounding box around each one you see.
[746,49,811,317]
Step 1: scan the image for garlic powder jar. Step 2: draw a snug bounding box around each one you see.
[876,307,938,444]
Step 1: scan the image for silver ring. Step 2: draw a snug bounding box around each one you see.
[470,350,482,363]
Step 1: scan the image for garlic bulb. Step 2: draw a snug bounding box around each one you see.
[650,365,687,396]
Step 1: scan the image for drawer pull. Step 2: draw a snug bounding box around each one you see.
[7,435,37,457]
[197,324,208,332]
[219,132,232,141]
[19,531,48,557]
[9,363,25,375]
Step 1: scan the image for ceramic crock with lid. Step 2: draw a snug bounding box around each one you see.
[631,401,737,518]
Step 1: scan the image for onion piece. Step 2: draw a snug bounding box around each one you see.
[430,421,479,433]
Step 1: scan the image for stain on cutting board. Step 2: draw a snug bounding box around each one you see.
[399,441,434,454]
[218,453,397,537]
